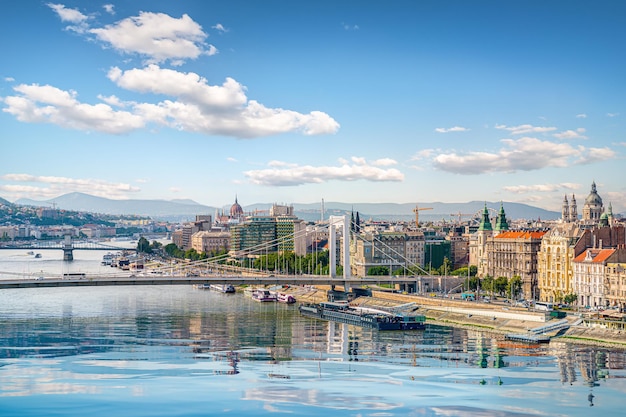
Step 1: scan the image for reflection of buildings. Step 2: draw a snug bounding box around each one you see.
[550,342,626,389]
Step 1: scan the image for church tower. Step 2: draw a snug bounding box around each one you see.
[569,194,577,222]
[562,195,570,223]
[494,203,509,232]
[475,203,493,277]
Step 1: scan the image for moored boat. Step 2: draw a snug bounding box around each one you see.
[299,301,426,330]
[210,284,236,293]
[252,289,277,302]
[276,292,296,304]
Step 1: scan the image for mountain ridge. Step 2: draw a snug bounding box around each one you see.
[10,192,561,222]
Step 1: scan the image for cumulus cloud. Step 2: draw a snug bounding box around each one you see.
[576,147,616,164]
[2,65,340,138]
[0,174,140,199]
[89,12,215,65]
[553,128,587,140]
[47,3,90,33]
[576,113,587,118]
[244,158,404,186]
[495,124,557,135]
[432,137,615,174]
[502,183,580,194]
[607,113,619,117]
[435,126,469,133]
[2,83,145,134]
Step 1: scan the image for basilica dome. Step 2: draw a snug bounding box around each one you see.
[585,182,603,206]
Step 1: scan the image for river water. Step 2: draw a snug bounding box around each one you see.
[1,249,625,416]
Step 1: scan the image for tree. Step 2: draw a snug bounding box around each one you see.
[494,276,508,296]
[564,293,578,305]
[508,275,523,300]
[438,257,452,276]
[481,275,494,296]
[137,237,152,254]
[368,266,390,276]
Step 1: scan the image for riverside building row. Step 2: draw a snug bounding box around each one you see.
[174,183,624,309]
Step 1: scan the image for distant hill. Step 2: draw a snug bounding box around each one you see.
[15,192,216,220]
[245,201,560,223]
[10,193,561,222]
[0,196,12,206]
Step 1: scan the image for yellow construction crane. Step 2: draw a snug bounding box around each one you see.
[413,204,433,225]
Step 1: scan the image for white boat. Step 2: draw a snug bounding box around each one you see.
[276,293,296,304]
[210,284,236,293]
[252,289,277,302]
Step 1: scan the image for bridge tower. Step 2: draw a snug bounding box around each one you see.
[62,234,74,261]
[328,215,351,280]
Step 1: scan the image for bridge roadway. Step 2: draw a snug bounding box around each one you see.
[0,274,422,289]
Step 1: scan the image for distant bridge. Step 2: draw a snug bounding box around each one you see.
[0,238,135,260]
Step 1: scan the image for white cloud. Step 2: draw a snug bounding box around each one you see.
[0,174,140,200]
[89,12,213,64]
[227,157,238,162]
[553,128,587,140]
[47,3,90,33]
[212,23,228,33]
[410,149,435,160]
[502,183,580,194]
[107,65,247,109]
[2,83,145,134]
[432,137,615,174]
[576,147,616,165]
[244,158,404,186]
[607,113,619,117]
[103,4,115,15]
[4,77,15,82]
[47,3,88,23]
[576,113,587,118]
[3,66,340,138]
[495,124,557,135]
[434,126,469,133]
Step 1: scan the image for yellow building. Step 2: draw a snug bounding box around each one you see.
[537,223,583,303]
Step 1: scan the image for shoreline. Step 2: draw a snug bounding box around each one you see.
[277,285,626,349]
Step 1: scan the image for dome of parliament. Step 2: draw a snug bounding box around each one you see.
[230,197,243,217]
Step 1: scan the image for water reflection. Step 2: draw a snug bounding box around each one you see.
[1,286,625,416]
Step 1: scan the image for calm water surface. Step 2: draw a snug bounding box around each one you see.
[1,250,625,416]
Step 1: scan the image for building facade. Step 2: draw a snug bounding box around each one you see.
[537,223,584,303]
[191,231,231,254]
[573,248,615,308]
[488,231,546,300]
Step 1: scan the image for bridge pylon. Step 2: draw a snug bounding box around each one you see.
[63,234,73,261]
[328,215,351,288]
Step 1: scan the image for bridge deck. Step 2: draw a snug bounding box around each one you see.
[0,274,422,289]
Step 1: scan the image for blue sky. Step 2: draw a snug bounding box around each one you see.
[1,1,625,213]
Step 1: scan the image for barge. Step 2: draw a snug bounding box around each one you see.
[299,301,426,330]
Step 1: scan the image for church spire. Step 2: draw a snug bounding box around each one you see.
[495,202,509,231]
[478,203,492,231]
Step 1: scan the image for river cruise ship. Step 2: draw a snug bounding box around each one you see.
[299,301,426,330]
